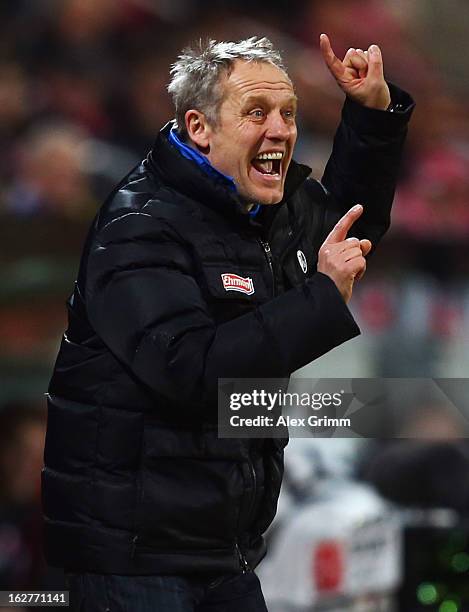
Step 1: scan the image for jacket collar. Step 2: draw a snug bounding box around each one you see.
[167,124,237,191]
[147,122,311,223]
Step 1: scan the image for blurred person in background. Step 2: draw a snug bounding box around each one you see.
[0,403,46,591]
[42,32,413,611]
[3,121,133,219]
[0,62,33,183]
[363,401,469,513]
[360,399,469,611]
[4,123,96,219]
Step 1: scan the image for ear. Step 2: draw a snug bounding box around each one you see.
[185,110,211,151]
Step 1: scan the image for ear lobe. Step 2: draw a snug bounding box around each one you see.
[185,110,210,151]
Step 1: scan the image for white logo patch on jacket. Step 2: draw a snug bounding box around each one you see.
[221,273,255,296]
[297,250,308,274]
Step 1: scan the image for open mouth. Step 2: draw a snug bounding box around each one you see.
[251,151,283,177]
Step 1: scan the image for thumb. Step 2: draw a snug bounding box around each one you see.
[360,239,372,256]
[366,44,385,81]
[324,204,363,244]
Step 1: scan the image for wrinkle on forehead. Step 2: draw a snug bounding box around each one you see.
[223,60,294,98]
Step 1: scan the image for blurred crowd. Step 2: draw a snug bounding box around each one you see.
[1,0,469,604]
[2,0,469,386]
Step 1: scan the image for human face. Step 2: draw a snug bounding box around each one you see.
[205,60,298,205]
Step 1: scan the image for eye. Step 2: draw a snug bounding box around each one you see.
[283,109,296,120]
[249,108,265,118]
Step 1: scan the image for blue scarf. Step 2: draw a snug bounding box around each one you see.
[168,126,260,217]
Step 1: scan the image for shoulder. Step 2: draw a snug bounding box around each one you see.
[90,160,197,244]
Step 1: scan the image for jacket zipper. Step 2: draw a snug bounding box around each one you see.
[246,457,257,528]
[259,238,276,297]
[235,454,257,574]
[235,541,250,573]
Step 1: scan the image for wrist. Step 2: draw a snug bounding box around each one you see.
[369,92,391,111]
[364,85,391,111]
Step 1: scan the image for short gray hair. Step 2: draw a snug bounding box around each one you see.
[167,37,288,138]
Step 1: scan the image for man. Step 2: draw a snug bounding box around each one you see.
[43,35,413,610]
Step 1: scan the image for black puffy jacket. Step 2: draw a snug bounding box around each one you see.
[43,87,413,575]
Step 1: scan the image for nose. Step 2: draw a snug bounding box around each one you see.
[265,111,294,141]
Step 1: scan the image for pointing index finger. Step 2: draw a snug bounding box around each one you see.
[324,204,364,244]
[320,33,345,80]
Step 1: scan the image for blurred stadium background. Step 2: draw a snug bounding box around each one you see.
[1,0,469,610]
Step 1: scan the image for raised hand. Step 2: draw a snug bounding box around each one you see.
[317,204,372,303]
[319,33,391,111]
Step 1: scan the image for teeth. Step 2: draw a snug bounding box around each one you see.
[255,152,283,160]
